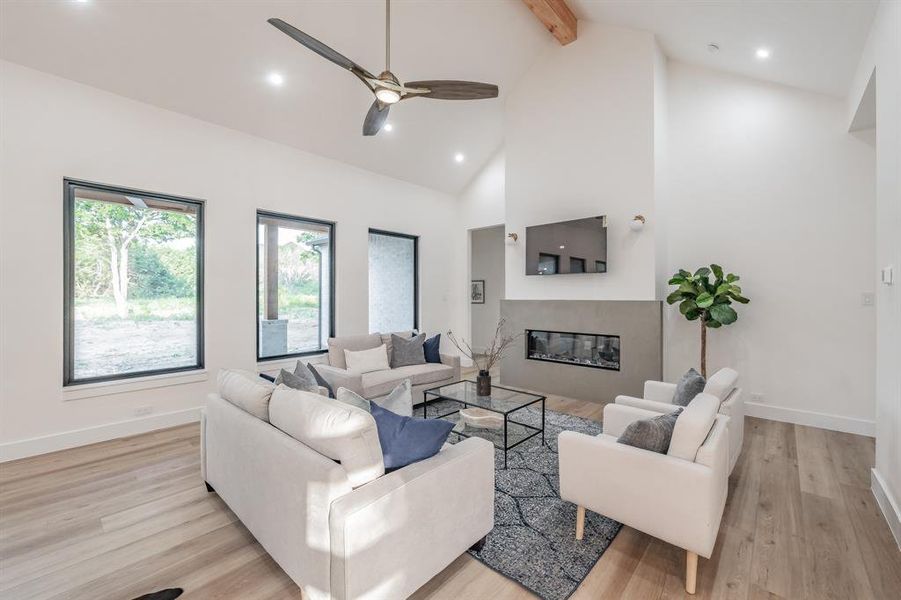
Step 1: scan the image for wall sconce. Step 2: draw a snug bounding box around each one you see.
[629,215,646,232]
[506,232,519,244]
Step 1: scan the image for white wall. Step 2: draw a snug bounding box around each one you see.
[849,0,901,543]
[504,22,662,301]
[0,61,464,459]
[470,226,505,352]
[665,62,877,435]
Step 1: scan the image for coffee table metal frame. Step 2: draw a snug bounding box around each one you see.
[422,380,546,468]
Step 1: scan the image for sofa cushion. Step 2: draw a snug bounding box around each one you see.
[617,408,683,454]
[423,333,441,363]
[268,386,385,488]
[328,333,382,369]
[336,386,371,413]
[704,368,739,402]
[673,368,706,406]
[668,393,720,462]
[361,364,454,398]
[369,401,455,470]
[390,333,426,368]
[306,362,335,398]
[217,369,275,421]
[344,344,390,374]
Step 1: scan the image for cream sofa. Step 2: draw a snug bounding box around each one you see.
[312,332,460,404]
[201,371,494,600]
[614,368,743,473]
[558,395,730,594]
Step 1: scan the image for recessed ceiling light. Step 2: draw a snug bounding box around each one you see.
[454,152,465,163]
[266,72,285,87]
[383,123,394,132]
[755,48,771,60]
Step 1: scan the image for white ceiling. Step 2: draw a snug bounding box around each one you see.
[0,1,878,194]
[570,0,878,98]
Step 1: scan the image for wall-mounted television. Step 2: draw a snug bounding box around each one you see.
[525,216,607,276]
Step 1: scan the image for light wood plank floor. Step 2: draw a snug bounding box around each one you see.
[1,398,899,600]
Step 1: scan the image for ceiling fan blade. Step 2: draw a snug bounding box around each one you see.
[268,18,374,80]
[403,80,498,100]
[363,100,390,136]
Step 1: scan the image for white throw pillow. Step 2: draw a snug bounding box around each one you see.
[344,344,390,374]
[667,393,719,462]
[337,379,414,417]
[268,385,385,487]
[217,369,275,421]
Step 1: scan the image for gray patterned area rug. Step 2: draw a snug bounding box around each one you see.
[431,401,623,600]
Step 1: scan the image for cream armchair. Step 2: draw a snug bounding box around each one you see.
[615,368,743,473]
[558,396,730,594]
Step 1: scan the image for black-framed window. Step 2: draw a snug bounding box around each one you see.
[538,253,559,275]
[64,179,204,386]
[368,229,419,333]
[569,257,586,273]
[257,211,335,360]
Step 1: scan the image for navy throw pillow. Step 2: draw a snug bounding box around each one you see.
[423,334,441,364]
[370,402,455,470]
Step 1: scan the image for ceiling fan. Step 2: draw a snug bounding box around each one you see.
[268,0,499,136]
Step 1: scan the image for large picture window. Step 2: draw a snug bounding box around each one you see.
[64,179,204,385]
[368,229,418,333]
[257,211,335,360]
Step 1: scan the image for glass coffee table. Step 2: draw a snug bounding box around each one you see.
[423,380,545,468]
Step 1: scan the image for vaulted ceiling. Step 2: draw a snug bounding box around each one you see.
[0,1,878,194]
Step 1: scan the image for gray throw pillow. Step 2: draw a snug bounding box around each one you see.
[673,368,706,407]
[275,366,318,393]
[306,363,335,398]
[617,408,683,453]
[336,387,371,412]
[391,333,426,368]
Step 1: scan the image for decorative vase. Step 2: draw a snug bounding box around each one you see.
[477,370,492,396]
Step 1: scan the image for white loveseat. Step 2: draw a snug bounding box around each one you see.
[201,370,494,600]
[558,395,730,594]
[614,368,743,473]
[312,332,460,404]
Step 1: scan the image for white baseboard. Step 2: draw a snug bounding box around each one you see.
[744,401,875,437]
[0,407,202,463]
[872,468,901,549]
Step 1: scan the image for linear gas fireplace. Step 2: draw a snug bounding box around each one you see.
[526,329,621,371]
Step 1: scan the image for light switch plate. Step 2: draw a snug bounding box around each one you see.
[882,266,894,285]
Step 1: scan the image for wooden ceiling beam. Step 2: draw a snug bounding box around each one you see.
[521,0,578,46]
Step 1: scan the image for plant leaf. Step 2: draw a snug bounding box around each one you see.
[668,276,685,285]
[685,309,701,321]
[696,292,714,308]
[679,281,698,295]
[709,303,738,325]
[666,290,684,304]
[716,283,732,296]
[679,299,698,315]
[695,267,711,278]
[706,319,722,328]
[728,292,750,304]
[678,269,691,278]
[711,264,724,280]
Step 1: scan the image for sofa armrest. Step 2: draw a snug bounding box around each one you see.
[312,364,364,395]
[329,437,494,600]
[644,380,677,403]
[615,395,681,415]
[602,403,668,438]
[440,353,461,381]
[558,431,725,557]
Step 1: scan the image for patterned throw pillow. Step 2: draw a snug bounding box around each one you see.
[673,368,706,407]
[274,366,318,393]
[390,333,426,368]
[617,408,683,454]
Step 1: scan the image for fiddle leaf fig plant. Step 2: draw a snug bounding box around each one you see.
[666,264,749,377]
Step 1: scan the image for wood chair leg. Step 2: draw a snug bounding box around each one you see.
[685,550,698,594]
[575,505,585,540]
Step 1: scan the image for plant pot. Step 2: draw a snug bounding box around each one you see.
[476,370,492,396]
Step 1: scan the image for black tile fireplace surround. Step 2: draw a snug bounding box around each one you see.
[526,329,621,371]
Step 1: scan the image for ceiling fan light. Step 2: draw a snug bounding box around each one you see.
[375,88,401,104]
